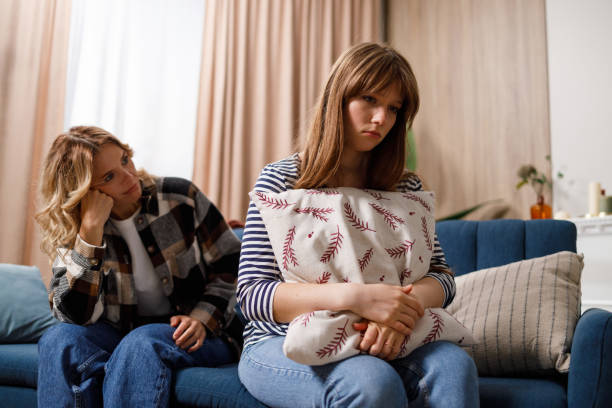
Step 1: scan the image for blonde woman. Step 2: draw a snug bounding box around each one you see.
[35,126,242,407]
[237,43,479,407]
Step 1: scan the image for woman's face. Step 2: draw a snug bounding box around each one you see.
[343,82,402,155]
[91,143,141,210]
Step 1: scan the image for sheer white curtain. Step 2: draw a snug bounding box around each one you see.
[64,0,205,179]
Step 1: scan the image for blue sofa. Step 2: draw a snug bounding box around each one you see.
[1,220,611,407]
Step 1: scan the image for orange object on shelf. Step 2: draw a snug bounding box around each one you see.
[531,195,552,219]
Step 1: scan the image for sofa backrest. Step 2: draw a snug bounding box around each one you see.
[436,219,577,277]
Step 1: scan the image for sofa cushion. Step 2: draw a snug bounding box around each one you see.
[479,377,567,407]
[0,345,266,407]
[0,386,38,408]
[0,344,39,387]
[437,220,577,277]
[447,251,583,376]
[436,220,478,276]
[0,264,58,343]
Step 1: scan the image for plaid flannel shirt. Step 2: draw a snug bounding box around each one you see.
[48,176,242,348]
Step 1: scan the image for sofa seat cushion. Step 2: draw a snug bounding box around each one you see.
[0,386,38,408]
[0,344,38,388]
[0,346,264,407]
[479,377,567,407]
[173,364,266,407]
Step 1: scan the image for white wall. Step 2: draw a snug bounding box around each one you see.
[547,0,612,217]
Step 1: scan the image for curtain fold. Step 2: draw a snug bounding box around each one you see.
[193,0,382,220]
[0,0,72,285]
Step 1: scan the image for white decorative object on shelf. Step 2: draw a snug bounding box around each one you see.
[588,182,601,217]
[570,215,612,313]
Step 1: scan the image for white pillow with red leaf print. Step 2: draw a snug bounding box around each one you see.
[250,187,475,366]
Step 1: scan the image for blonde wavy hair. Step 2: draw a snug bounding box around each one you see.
[295,42,419,190]
[35,126,148,260]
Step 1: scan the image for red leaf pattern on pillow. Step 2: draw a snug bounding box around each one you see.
[320,225,344,263]
[421,216,433,251]
[316,319,350,359]
[316,271,331,284]
[385,239,415,259]
[294,207,334,222]
[364,189,390,201]
[369,202,405,230]
[343,202,376,232]
[402,192,432,212]
[255,191,294,209]
[423,310,445,344]
[358,248,374,272]
[400,268,412,285]
[282,226,299,270]
[300,311,315,327]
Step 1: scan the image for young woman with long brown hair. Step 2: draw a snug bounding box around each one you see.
[236,43,479,407]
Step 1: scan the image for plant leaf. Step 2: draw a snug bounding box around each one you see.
[405,128,417,172]
[516,180,527,189]
[437,200,503,221]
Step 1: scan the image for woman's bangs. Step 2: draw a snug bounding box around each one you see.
[347,60,410,107]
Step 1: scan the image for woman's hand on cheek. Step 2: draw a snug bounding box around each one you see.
[170,315,207,353]
[353,320,406,361]
[79,189,114,246]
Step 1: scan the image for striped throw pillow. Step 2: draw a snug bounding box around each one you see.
[447,251,583,376]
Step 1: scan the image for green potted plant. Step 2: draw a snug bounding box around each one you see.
[516,155,563,219]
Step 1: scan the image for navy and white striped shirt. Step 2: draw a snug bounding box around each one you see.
[237,153,454,348]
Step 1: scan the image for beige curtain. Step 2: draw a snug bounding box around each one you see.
[0,0,72,285]
[193,0,382,221]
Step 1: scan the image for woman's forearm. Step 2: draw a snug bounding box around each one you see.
[273,276,446,324]
[78,222,105,246]
[272,282,425,336]
[409,276,445,309]
[272,282,358,323]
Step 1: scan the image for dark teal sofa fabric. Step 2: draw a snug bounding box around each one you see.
[1,221,610,407]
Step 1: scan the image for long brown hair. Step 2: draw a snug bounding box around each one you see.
[35,126,149,260]
[295,43,419,190]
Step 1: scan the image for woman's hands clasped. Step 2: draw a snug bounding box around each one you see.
[349,283,424,336]
[170,315,207,353]
[353,320,406,361]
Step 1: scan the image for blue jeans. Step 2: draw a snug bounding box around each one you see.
[238,336,479,408]
[37,321,235,408]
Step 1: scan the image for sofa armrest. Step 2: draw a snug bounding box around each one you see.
[567,308,612,408]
